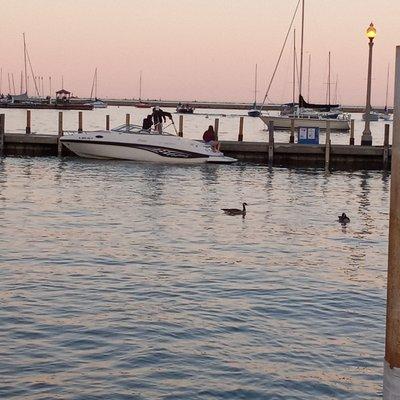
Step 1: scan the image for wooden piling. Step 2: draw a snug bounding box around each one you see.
[384,46,400,399]
[57,112,63,157]
[383,124,390,170]
[268,121,274,166]
[0,114,4,157]
[289,118,295,143]
[106,115,110,131]
[325,121,331,172]
[78,111,83,133]
[350,119,355,145]
[26,110,31,134]
[126,113,130,127]
[214,118,219,140]
[178,115,183,137]
[238,116,244,142]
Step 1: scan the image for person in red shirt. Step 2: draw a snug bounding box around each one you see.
[202,125,220,152]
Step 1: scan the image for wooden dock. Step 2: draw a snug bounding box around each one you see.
[0,112,391,171]
[0,133,390,171]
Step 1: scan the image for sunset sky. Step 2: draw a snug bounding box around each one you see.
[1,0,399,106]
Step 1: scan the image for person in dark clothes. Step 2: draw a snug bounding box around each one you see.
[202,125,220,152]
[152,107,173,133]
[142,115,153,130]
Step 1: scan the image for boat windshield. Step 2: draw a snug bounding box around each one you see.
[111,124,175,136]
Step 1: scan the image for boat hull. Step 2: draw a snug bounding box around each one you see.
[248,110,261,117]
[61,130,237,164]
[260,115,350,131]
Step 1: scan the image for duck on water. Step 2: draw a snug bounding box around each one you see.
[338,213,350,224]
[222,203,247,216]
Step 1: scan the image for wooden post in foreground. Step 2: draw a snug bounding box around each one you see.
[289,118,295,143]
[383,45,400,399]
[214,118,219,140]
[26,110,31,134]
[178,115,183,137]
[126,113,130,127]
[57,112,63,157]
[78,112,83,133]
[268,121,274,166]
[325,120,331,173]
[106,115,110,131]
[383,124,390,170]
[0,114,4,157]
[350,119,355,145]
[238,116,244,141]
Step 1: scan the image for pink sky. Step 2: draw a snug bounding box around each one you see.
[1,0,399,106]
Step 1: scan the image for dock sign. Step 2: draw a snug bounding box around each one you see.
[298,127,319,144]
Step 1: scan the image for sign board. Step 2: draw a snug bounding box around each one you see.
[298,127,320,144]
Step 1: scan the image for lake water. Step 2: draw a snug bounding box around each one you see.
[0,155,389,399]
[0,105,393,145]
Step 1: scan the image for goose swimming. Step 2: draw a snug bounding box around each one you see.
[338,213,350,224]
[222,203,247,216]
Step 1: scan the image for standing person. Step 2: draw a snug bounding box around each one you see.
[202,125,220,152]
[152,107,173,133]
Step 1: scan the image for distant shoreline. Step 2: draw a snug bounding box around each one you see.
[98,99,393,114]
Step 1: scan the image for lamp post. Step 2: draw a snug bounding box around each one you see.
[361,22,377,146]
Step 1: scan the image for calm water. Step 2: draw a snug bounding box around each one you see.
[1,105,393,145]
[0,157,390,399]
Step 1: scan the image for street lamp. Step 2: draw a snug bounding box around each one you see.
[361,22,377,146]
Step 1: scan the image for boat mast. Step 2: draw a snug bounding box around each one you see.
[328,51,331,105]
[95,68,98,98]
[385,63,390,112]
[299,0,305,100]
[307,53,311,102]
[254,63,258,104]
[292,29,296,105]
[12,73,16,94]
[20,71,23,94]
[49,76,52,98]
[0,68,2,94]
[139,70,142,100]
[23,33,28,95]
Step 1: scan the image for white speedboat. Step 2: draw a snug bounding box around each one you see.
[60,124,237,164]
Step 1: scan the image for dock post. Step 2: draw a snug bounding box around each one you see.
[178,115,183,137]
[350,119,355,145]
[325,121,331,172]
[268,121,274,166]
[383,124,390,170]
[0,114,4,157]
[78,112,83,133]
[106,115,110,131]
[289,118,295,143]
[238,116,244,141]
[214,118,219,140]
[126,113,130,127]
[383,45,400,399]
[26,110,31,134]
[57,112,63,157]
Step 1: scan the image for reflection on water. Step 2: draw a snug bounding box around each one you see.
[0,158,389,399]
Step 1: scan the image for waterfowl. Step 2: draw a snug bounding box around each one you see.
[338,213,350,224]
[222,202,247,216]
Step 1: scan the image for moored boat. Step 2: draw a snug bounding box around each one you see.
[176,103,195,113]
[61,124,236,164]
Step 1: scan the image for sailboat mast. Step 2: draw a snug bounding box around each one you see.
[0,68,2,94]
[254,63,258,104]
[328,51,331,105]
[23,33,28,94]
[139,71,142,100]
[307,53,311,102]
[385,63,390,111]
[49,76,52,98]
[299,0,305,99]
[293,29,296,104]
[95,67,98,98]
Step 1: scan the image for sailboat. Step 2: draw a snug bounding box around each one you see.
[248,64,261,117]
[260,0,350,132]
[86,68,107,108]
[134,71,151,108]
